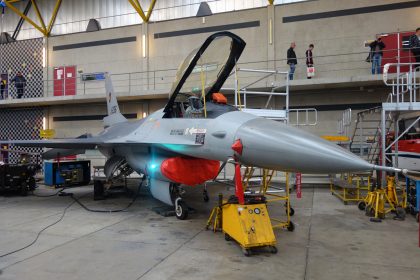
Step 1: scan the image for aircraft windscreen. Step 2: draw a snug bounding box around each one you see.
[169,36,233,103]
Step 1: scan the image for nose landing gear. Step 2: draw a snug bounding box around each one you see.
[171,183,189,220]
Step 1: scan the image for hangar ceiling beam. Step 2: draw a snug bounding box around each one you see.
[46,0,62,35]
[4,0,62,37]
[128,0,157,23]
[31,0,47,32]
[12,0,32,40]
[5,0,46,35]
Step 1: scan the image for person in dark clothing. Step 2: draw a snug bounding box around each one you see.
[287,42,297,80]
[11,72,26,99]
[305,44,314,79]
[369,35,386,75]
[0,77,6,99]
[409,27,420,69]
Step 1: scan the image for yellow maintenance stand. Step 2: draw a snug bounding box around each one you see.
[330,172,371,205]
[222,197,277,256]
[206,193,278,256]
[207,163,279,256]
[357,175,406,222]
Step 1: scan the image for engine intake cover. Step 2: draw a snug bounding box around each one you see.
[161,157,220,186]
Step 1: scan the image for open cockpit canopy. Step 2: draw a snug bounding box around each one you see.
[163,32,246,118]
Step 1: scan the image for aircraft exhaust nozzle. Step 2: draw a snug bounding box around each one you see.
[235,118,377,174]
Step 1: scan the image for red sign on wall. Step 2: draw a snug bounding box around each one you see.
[53,66,76,96]
[296,173,302,199]
[380,31,417,73]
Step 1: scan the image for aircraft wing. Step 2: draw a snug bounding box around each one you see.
[2,137,203,149]
[2,138,102,149]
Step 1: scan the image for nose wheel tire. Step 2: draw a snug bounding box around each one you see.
[175,199,189,220]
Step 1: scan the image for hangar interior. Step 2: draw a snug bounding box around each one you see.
[0,0,419,279]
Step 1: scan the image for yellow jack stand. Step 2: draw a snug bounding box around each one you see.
[358,176,406,222]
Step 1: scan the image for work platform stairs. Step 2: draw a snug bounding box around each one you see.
[331,106,392,203]
[349,105,394,165]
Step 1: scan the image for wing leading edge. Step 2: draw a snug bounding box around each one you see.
[2,138,101,149]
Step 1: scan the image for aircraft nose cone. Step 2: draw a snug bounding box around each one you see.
[235,118,374,173]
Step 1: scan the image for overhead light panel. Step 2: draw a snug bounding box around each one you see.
[142,34,147,58]
[42,117,47,130]
[42,47,46,68]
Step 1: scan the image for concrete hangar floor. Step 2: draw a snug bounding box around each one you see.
[0,181,419,280]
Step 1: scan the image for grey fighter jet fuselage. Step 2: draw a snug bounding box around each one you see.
[3,32,406,219]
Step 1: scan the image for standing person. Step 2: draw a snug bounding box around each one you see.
[11,72,26,99]
[409,27,420,69]
[369,35,386,75]
[0,76,6,99]
[306,44,314,79]
[287,42,297,80]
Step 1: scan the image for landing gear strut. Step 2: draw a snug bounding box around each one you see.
[203,183,209,202]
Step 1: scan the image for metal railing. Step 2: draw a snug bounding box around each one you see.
[41,69,178,97]
[0,68,179,101]
[383,63,420,108]
[289,109,318,126]
[337,108,352,137]
[222,67,318,126]
[0,47,418,103]
[239,46,419,80]
[222,68,291,121]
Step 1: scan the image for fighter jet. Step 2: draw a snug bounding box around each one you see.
[3,32,406,219]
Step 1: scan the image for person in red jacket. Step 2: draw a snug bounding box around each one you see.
[306,44,314,79]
